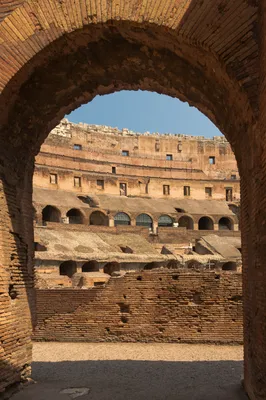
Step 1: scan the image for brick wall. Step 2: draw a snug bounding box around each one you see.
[34,270,243,344]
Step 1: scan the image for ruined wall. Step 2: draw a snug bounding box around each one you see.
[34,270,243,344]
[153,228,241,244]
[34,120,240,201]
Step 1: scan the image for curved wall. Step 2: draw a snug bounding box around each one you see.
[34,119,240,201]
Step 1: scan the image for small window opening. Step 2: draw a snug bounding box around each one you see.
[74,176,81,187]
[209,156,215,165]
[50,173,57,184]
[163,185,170,195]
[122,150,129,156]
[119,183,127,196]
[97,180,104,189]
[231,174,236,180]
[226,188,233,201]
[184,186,190,196]
[73,144,82,150]
[205,187,212,198]
[177,142,182,152]
[155,142,160,152]
[166,154,173,161]
[112,166,116,174]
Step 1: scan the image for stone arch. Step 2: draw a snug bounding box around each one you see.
[187,260,203,269]
[218,217,234,231]
[82,261,99,273]
[42,205,61,223]
[90,210,109,226]
[198,216,214,231]
[104,262,120,276]
[59,260,77,278]
[222,262,237,271]
[158,215,173,227]
[178,215,194,230]
[136,213,153,229]
[0,2,262,398]
[144,262,161,270]
[0,5,255,159]
[66,208,85,225]
[114,212,131,226]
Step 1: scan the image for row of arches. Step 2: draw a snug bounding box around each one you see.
[59,259,238,278]
[59,260,120,277]
[41,206,234,231]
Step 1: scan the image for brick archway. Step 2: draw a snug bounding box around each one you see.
[0,2,265,399]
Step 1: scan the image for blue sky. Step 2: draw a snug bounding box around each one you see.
[67,91,222,138]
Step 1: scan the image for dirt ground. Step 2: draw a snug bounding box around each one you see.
[12,342,247,400]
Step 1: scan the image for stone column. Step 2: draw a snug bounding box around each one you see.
[109,217,115,227]
[0,154,35,395]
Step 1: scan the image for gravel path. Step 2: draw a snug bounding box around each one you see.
[12,342,247,400]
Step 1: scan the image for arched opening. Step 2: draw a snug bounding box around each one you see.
[178,216,194,230]
[104,262,120,276]
[144,262,160,270]
[187,260,203,269]
[66,208,84,224]
[198,216,214,231]
[158,215,173,227]
[136,214,153,229]
[59,261,77,278]
[114,212,131,226]
[90,211,109,226]
[222,262,237,271]
[82,261,99,272]
[42,205,61,223]
[219,217,233,231]
[0,3,259,397]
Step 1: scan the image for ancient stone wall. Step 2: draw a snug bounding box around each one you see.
[34,119,240,201]
[34,270,243,344]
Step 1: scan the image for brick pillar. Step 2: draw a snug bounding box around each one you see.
[0,155,35,395]
[243,3,266,398]
[109,217,115,227]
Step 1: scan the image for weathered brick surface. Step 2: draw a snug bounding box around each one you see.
[34,270,243,344]
[0,1,263,398]
[0,163,35,396]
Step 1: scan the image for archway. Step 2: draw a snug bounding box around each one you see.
[222,262,237,271]
[67,208,84,224]
[178,216,194,230]
[42,205,61,223]
[219,217,233,231]
[0,2,261,398]
[136,214,153,229]
[144,262,161,270]
[90,211,109,226]
[158,215,173,227]
[198,216,214,231]
[104,262,120,276]
[59,261,77,278]
[82,261,99,273]
[114,212,131,226]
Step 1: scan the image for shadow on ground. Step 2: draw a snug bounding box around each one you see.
[11,359,248,400]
